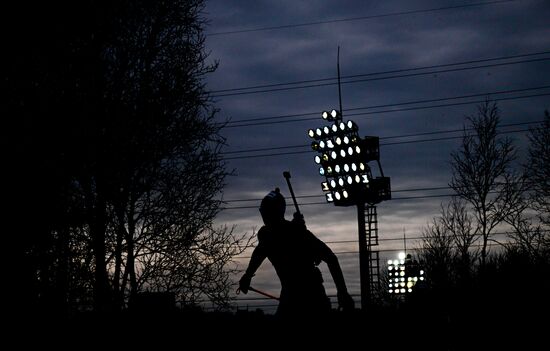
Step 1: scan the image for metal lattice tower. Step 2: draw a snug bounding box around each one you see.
[357,203,382,309]
[365,205,380,296]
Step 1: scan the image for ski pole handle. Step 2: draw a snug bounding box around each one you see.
[283,171,300,214]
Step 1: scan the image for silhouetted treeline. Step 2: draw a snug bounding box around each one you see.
[407,104,550,338]
[6,0,249,316]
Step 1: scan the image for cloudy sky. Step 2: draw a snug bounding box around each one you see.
[201,0,550,312]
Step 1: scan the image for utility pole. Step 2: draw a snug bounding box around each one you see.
[403,227,407,255]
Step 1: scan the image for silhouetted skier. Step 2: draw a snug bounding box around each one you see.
[239,188,354,318]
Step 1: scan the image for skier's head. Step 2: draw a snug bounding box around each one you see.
[259,188,286,225]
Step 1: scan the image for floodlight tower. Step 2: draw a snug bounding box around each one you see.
[307,110,391,310]
[307,48,391,310]
[308,47,391,310]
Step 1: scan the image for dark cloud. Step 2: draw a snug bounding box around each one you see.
[204,0,550,310]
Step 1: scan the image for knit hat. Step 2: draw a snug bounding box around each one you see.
[260,187,286,218]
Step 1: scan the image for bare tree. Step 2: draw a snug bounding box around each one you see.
[449,101,518,267]
[93,0,254,310]
[419,216,455,290]
[502,111,550,261]
[505,208,548,261]
[8,0,252,312]
[419,197,478,287]
[136,225,252,310]
[439,197,478,281]
[526,111,550,227]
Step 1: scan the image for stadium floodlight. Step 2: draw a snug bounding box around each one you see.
[307,110,390,206]
[387,252,425,295]
[321,109,342,122]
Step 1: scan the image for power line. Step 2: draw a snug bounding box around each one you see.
[222,186,452,206]
[234,239,519,260]
[224,185,454,203]
[227,222,532,261]
[222,178,537,204]
[222,192,502,211]
[222,127,535,161]
[226,93,550,129]
[212,51,550,95]
[222,120,542,156]
[223,86,550,128]
[235,230,541,248]
[222,193,438,210]
[224,182,528,203]
[207,0,516,37]
[222,177,538,210]
[213,57,550,98]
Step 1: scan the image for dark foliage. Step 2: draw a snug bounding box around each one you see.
[5,0,247,315]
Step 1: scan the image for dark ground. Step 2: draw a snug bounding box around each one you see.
[8,300,546,350]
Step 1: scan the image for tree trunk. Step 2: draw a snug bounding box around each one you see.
[113,206,125,310]
[55,227,69,314]
[126,198,137,299]
[89,184,111,312]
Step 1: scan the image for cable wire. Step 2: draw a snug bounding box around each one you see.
[222,86,550,128]
[213,57,550,98]
[222,120,542,156]
[212,51,549,94]
[222,127,536,161]
[207,0,516,37]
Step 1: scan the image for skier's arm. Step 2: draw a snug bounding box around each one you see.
[324,250,348,293]
[244,246,266,278]
[313,234,355,310]
[239,232,267,293]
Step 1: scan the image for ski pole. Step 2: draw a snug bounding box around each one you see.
[283,171,300,214]
[236,286,280,301]
[248,287,280,301]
